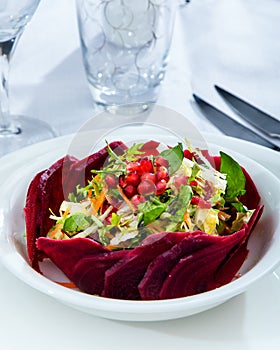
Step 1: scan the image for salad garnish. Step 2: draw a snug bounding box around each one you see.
[47,141,254,248]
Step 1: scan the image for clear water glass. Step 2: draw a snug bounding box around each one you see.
[76,0,179,115]
[0,0,56,157]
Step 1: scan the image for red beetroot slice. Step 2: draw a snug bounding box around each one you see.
[214,205,264,286]
[64,141,127,197]
[24,142,126,270]
[159,228,247,299]
[24,155,77,269]
[38,155,77,235]
[103,232,189,300]
[72,250,128,295]
[139,232,219,300]
[24,170,44,271]
[36,237,109,280]
[139,140,160,156]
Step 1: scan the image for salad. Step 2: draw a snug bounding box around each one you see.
[47,140,254,247]
[24,140,263,300]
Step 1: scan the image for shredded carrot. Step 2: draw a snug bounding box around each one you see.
[92,188,107,214]
[56,281,77,289]
[49,223,63,239]
[88,188,93,198]
[106,245,122,251]
[183,210,192,229]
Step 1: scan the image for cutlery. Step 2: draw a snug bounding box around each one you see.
[193,94,280,152]
[215,85,280,139]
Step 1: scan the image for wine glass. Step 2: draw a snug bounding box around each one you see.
[0,0,56,157]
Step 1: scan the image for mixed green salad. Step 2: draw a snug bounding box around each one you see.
[47,141,254,249]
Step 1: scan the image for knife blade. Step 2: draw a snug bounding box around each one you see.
[193,93,280,152]
[215,85,280,138]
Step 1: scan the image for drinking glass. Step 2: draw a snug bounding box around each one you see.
[76,0,188,115]
[0,0,56,157]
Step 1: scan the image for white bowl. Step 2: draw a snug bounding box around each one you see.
[0,135,280,322]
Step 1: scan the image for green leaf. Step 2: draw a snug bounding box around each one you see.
[188,163,200,183]
[160,143,184,175]
[220,151,246,201]
[68,182,95,203]
[166,185,192,222]
[111,213,121,226]
[123,143,144,162]
[63,213,93,233]
[138,199,167,226]
[231,201,247,213]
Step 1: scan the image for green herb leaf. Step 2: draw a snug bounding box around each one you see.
[231,201,247,213]
[166,185,192,222]
[160,143,184,175]
[138,199,167,226]
[63,213,93,233]
[123,143,144,162]
[220,151,246,201]
[111,213,121,226]
[68,182,95,203]
[188,163,200,183]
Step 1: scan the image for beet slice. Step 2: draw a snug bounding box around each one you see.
[72,250,128,295]
[38,155,77,237]
[103,232,188,300]
[24,155,77,269]
[138,232,218,300]
[37,237,109,280]
[63,141,127,198]
[159,228,247,299]
[214,205,264,286]
[24,170,44,271]
[24,142,126,269]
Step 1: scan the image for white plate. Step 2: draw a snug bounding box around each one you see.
[0,131,280,323]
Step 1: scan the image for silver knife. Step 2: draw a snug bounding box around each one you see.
[193,93,280,152]
[215,85,280,139]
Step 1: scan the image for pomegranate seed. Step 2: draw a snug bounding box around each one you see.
[156,179,167,195]
[184,150,194,160]
[154,156,169,168]
[119,174,127,188]
[126,161,141,173]
[126,172,140,186]
[141,172,156,183]
[191,196,211,209]
[131,194,145,206]
[174,175,188,189]
[156,166,169,182]
[105,174,118,189]
[137,179,156,195]
[191,196,200,205]
[140,158,153,173]
[123,185,137,199]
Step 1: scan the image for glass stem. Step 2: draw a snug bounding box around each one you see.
[0,37,19,134]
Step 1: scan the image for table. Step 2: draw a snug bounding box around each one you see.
[9,0,280,141]
[1,0,280,349]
